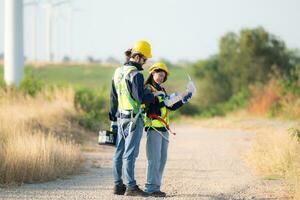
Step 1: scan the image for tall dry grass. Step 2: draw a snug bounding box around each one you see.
[248,79,300,120]
[248,80,281,115]
[279,94,300,120]
[0,87,82,185]
[248,128,300,199]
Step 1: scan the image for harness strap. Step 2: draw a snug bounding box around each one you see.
[148,113,176,135]
[146,126,169,142]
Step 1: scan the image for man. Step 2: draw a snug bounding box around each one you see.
[109,40,155,196]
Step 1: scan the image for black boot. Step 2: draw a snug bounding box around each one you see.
[124,185,148,197]
[113,184,126,195]
[148,191,167,197]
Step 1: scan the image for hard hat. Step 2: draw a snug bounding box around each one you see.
[149,62,170,77]
[132,40,152,59]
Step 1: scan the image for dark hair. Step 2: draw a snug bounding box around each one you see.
[124,49,145,62]
[145,74,154,86]
[125,48,132,62]
[145,69,167,86]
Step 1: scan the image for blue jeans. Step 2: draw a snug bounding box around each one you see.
[144,129,169,193]
[112,117,143,189]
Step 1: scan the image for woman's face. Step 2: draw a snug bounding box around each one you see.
[152,71,166,85]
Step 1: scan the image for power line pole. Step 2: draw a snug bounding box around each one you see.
[4,0,24,86]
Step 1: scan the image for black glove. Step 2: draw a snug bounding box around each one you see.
[182,92,192,104]
[110,121,118,133]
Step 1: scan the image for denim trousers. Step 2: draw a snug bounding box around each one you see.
[144,129,169,193]
[112,116,143,189]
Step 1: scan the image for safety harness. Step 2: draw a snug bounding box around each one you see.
[144,84,176,142]
[147,113,176,135]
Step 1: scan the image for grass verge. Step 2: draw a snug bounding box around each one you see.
[0,87,82,186]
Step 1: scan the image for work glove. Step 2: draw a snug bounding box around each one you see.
[110,121,118,133]
[182,92,192,104]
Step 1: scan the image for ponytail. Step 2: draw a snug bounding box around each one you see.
[124,48,132,62]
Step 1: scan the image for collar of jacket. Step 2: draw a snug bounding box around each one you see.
[150,80,162,91]
[124,61,143,71]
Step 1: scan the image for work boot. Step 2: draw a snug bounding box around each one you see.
[113,184,126,195]
[124,185,148,197]
[148,191,167,197]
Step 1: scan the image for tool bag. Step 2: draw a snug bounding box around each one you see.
[98,130,116,146]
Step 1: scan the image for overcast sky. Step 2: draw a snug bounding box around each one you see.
[0,0,299,62]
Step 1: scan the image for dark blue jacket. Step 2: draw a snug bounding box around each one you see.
[109,61,155,122]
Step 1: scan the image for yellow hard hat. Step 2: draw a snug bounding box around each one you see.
[132,40,152,59]
[149,62,170,76]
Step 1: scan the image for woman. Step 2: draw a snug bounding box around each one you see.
[143,63,193,197]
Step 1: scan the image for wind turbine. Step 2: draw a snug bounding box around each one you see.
[4,0,24,86]
[64,2,82,61]
[24,0,40,63]
[42,0,70,62]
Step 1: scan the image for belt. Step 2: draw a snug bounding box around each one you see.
[119,113,137,119]
[118,110,137,119]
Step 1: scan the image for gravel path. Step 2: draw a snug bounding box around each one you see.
[0,124,287,200]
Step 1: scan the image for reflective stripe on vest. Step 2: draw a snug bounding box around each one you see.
[113,65,140,113]
[144,84,170,128]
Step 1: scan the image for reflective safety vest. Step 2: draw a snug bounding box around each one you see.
[144,84,170,128]
[113,65,140,113]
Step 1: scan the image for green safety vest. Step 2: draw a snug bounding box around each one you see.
[144,84,170,128]
[113,65,140,113]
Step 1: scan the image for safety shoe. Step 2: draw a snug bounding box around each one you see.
[148,191,167,197]
[124,185,148,197]
[113,184,126,195]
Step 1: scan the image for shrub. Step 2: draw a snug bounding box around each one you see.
[74,87,109,131]
[222,89,250,112]
[19,74,45,96]
[198,105,225,118]
[177,102,199,116]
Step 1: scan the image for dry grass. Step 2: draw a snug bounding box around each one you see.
[0,87,82,185]
[248,79,300,120]
[279,93,300,120]
[248,80,281,115]
[248,128,300,199]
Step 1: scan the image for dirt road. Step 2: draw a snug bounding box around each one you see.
[0,124,287,199]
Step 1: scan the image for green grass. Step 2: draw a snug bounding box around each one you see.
[26,64,115,91]
[0,64,193,93]
[0,65,3,78]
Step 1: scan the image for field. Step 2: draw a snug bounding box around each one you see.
[0,64,192,93]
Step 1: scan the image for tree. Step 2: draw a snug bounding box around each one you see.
[106,56,119,64]
[193,27,298,109]
[193,56,232,108]
[87,56,95,63]
[63,55,71,63]
[218,27,293,93]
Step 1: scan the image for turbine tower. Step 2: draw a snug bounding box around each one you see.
[25,0,40,63]
[4,0,24,86]
[44,0,70,62]
[64,2,82,60]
